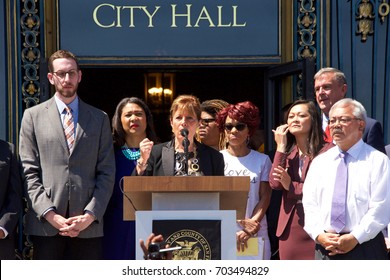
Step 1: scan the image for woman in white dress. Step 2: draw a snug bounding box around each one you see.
[216,101,272,260]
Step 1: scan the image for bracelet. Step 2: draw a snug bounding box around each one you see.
[137,159,148,167]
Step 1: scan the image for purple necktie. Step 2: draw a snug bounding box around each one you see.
[330,152,348,233]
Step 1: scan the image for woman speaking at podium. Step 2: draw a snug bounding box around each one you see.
[134,95,224,177]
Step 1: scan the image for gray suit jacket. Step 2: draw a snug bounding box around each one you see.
[19,97,115,238]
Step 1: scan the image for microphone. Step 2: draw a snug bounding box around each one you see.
[180,128,189,137]
[180,128,189,175]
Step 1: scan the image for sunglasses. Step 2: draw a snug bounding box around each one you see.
[224,123,247,131]
[200,118,216,126]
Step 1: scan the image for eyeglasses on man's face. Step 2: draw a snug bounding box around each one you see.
[200,118,216,126]
[328,116,361,126]
[52,69,78,80]
[224,123,247,132]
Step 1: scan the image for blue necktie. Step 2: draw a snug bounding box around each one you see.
[330,152,348,233]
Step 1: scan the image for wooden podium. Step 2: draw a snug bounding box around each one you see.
[122,176,250,220]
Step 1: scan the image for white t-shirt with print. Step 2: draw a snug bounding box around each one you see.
[221,149,272,260]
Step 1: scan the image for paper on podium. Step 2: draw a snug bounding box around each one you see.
[236,237,264,258]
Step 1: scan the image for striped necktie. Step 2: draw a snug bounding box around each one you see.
[63,107,75,152]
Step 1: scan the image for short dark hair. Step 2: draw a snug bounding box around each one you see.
[112,97,158,147]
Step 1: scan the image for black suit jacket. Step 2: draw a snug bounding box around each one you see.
[0,140,22,259]
[140,140,225,176]
[363,117,386,154]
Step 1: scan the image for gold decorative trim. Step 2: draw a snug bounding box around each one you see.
[379,0,390,23]
[356,0,375,42]
[297,0,317,60]
[20,0,41,108]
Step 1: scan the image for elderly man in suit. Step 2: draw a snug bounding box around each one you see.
[0,140,22,259]
[19,50,115,259]
[314,67,386,154]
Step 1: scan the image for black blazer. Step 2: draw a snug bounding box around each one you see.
[139,140,225,176]
[363,117,386,154]
[0,140,22,236]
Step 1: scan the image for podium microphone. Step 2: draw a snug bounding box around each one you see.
[180,128,189,138]
[180,128,190,175]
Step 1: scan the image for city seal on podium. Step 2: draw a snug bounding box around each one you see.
[166,229,212,260]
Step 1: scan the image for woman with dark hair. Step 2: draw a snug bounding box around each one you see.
[198,99,229,150]
[103,97,158,260]
[269,99,333,259]
[216,101,272,260]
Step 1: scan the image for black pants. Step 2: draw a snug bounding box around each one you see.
[0,235,17,260]
[31,235,102,260]
[315,232,388,260]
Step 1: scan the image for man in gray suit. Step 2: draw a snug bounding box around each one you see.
[19,50,115,259]
[0,140,22,259]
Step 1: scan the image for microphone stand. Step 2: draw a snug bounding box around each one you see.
[182,137,190,176]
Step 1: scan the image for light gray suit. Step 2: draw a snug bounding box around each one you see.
[19,97,115,238]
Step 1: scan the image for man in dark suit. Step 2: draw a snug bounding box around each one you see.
[314,67,386,153]
[0,140,22,259]
[19,50,115,259]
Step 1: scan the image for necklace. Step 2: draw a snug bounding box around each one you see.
[121,144,141,161]
[174,145,202,176]
[189,147,199,173]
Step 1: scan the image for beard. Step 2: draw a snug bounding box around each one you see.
[57,83,78,99]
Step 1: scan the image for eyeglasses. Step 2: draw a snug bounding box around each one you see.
[53,69,78,80]
[200,118,216,126]
[328,117,361,126]
[224,123,247,132]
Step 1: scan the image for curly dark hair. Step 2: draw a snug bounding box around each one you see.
[112,97,158,147]
[201,99,229,117]
[216,101,260,137]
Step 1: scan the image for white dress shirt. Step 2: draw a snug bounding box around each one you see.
[303,139,390,244]
[321,113,329,131]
